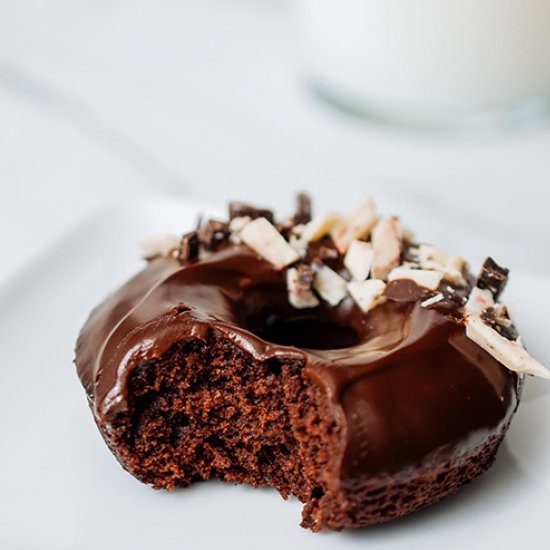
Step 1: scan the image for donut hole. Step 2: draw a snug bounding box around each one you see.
[252,312,359,350]
[233,284,360,350]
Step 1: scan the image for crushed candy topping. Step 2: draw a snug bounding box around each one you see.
[301,212,342,243]
[229,202,273,223]
[179,231,199,261]
[371,216,402,280]
[330,198,378,254]
[344,240,374,282]
[387,266,443,290]
[412,244,467,286]
[476,257,509,299]
[286,265,320,309]
[463,256,549,378]
[239,217,300,269]
[140,194,547,378]
[465,287,495,316]
[466,316,550,379]
[494,304,513,328]
[228,216,252,233]
[313,264,348,307]
[293,192,312,225]
[348,279,386,312]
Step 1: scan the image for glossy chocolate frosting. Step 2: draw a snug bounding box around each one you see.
[76,243,519,480]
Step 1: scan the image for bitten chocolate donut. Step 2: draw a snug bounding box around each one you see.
[75,195,548,531]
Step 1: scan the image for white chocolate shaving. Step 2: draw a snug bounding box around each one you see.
[348,279,386,313]
[414,244,467,286]
[466,316,550,379]
[371,216,402,280]
[465,287,495,317]
[228,216,251,244]
[387,267,443,290]
[228,216,251,232]
[286,268,320,309]
[421,293,444,308]
[331,198,378,253]
[313,265,348,306]
[140,234,180,259]
[301,212,342,243]
[344,240,374,282]
[239,217,300,269]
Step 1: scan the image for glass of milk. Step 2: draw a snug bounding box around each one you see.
[294,0,550,129]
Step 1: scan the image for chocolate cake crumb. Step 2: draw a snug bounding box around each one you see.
[229,202,274,223]
[476,257,509,299]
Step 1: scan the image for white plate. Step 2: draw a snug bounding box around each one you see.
[1,196,549,550]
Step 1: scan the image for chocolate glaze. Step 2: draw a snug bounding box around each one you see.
[76,244,519,480]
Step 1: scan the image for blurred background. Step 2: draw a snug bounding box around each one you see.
[1,0,550,285]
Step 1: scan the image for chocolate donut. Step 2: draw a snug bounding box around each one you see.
[75,196,547,531]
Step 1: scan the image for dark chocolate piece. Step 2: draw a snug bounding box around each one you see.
[229,202,274,223]
[477,257,509,299]
[198,219,230,251]
[178,231,199,262]
[402,242,420,263]
[293,193,312,225]
[438,281,470,314]
[305,238,340,268]
[383,279,433,302]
